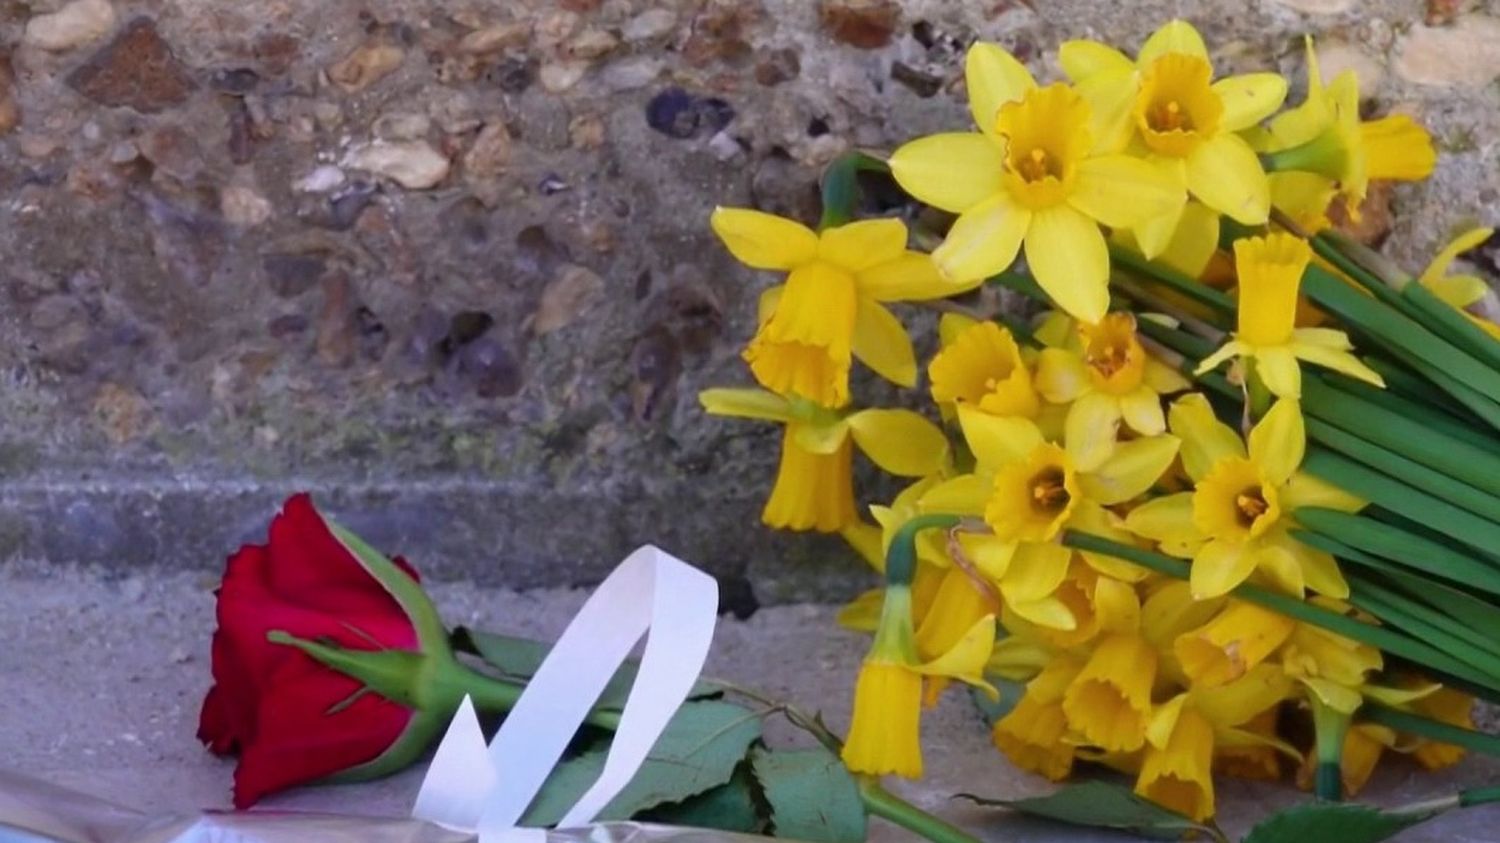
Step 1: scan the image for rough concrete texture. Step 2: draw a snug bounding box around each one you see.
[0,0,1498,592]
[3,562,1497,842]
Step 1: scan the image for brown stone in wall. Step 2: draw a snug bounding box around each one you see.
[66,18,199,113]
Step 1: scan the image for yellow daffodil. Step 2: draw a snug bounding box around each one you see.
[929,319,1040,419]
[993,657,1082,780]
[711,208,975,407]
[1137,701,1216,819]
[1138,664,1293,820]
[1125,394,1359,599]
[888,44,1182,323]
[1196,233,1384,398]
[1409,687,1475,770]
[1036,312,1191,471]
[1007,557,1142,650]
[1063,633,1158,752]
[1282,611,1383,718]
[922,407,1179,627]
[843,582,997,777]
[1174,601,1295,687]
[1263,39,1435,224]
[1420,227,1494,309]
[1061,19,1288,255]
[700,388,949,532]
[1213,709,1284,781]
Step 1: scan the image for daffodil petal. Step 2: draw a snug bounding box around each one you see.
[794,420,852,454]
[959,533,1017,580]
[852,297,918,388]
[1300,677,1363,715]
[698,387,793,422]
[1191,539,1257,599]
[858,252,971,302]
[1419,227,1493,289]
[1212,73,1288,133]
[1008,596,1077,631]
[1066,391,1123,473]
[958,404,1045,467]
[1426,274,1490,309]
[1002,541,1072,604]
[757,285,783,325]
[889,133,1006,214]
[913,614,999,695]
[1069,154,1186,229]
[1081,434,1181,505]
[1121,386,1167,435]
[920,473,990,516]
[819,218,910,271]
[1134,201,1186,261]
[1254,346,1303,399]
[835,587,885,631]
[1186,132,1270,225]
[1168,393,1246,481]
[846,409,949,477]
[1125,492,1199,550]
[1290,541,1349,599]
[1194,340,1247,377]
[1288,339,1385,388]
[1138,19,1209,66]
[1283,472,1364,512]
[1025,205,1109,324]
[1060,39,1134,81]
[967,43,1036,133]
[1075,68,1140,152]
[1256,542,1305,596]
[1035,348,1090,403]
[935,194,1032,284]
[1247,398,1304,487]
[840,522,884,571]
[710,207,818,269]
[1070,500,1153,581]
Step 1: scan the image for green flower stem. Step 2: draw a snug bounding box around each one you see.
[858,777,987,843]
[1107,244,1236,316]
[885,514,963,586]
[1460,785,1500,808]
[819,150,889,230]
[1309,696,1349,802]
[1058,531,1500,697]
[1363,703,1500,757]
[434,655,624,732]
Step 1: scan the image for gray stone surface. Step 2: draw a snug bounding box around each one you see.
[2,563,1497,842]
[0,1,1499,592]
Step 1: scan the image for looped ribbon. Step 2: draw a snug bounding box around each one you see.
[412,546,720,842]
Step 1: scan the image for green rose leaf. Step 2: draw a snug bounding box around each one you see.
[750,747,867,842]
[522,700,763,826]
[642,764,766,834]
[451,627,719,710]
[1242,802,1445,843]
[958,781,1223,841]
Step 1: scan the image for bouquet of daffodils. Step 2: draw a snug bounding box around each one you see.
[701,19,1500,827]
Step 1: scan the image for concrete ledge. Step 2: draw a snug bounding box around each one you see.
[0,474,866,606]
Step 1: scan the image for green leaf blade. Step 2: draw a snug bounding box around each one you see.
[750,748,867,843]
[958,781,1219,841]
[522,700,764,826]
[1242,802,1438,843]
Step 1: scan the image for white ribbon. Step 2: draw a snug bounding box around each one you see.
[412,546,720,842]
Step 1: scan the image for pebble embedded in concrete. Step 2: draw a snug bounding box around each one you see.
[342,139,451,189]
[23,0,117,51]
[1394,16,1500,88]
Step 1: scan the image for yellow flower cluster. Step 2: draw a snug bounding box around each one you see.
[700,18,1493,823]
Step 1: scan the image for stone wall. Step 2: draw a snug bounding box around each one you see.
[1,0,1497,602]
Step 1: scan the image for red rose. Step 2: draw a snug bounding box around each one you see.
[198,494,429,808]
